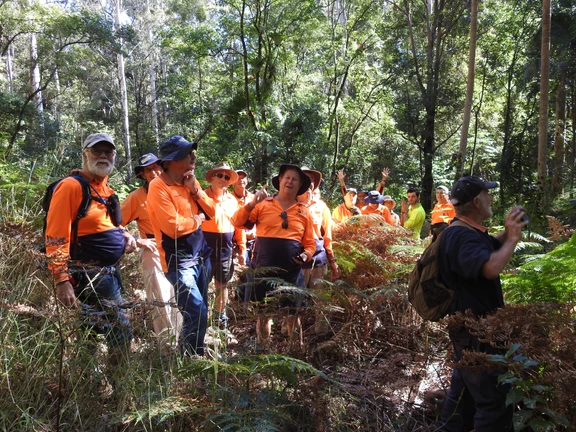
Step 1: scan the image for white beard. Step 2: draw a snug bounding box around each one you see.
[86,156,114,177]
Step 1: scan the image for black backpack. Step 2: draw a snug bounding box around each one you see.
[408,220,474,321]
[42,174,93,259]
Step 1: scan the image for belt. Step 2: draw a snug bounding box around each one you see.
[81,265,117,277]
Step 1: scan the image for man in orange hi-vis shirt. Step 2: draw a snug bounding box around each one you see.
[430,185,456,241]
[46,133,137,374]
[360,190,395,225]
[147,136,216,357]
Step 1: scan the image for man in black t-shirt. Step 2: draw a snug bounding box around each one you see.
[438,176,526,432]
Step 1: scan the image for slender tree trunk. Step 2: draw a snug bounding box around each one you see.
[537,0,551,215]
[147,0,159,147]
[551,74,566,198]
[115,0,132,182]
[570,84,576,198]
[455,0,478,180]
[29,34,43,115]
[6,45,14,92]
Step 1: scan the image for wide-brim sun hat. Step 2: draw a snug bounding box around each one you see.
[135,153,161,175]
[364,190,385,204]
[300,166,322,191]
[160,135,198,162]
[382,195,397,207]
[271,164,311,196]
[82,133,116,150]
[205,162,238,183]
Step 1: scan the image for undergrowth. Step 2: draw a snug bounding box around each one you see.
[1,200,576,430]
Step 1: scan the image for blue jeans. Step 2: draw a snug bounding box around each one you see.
[75,270,132,348]
[165,260,211,356]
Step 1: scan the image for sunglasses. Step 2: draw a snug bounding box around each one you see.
[88,148,116,157]
[214,173,231,181]
[280,211,288,229]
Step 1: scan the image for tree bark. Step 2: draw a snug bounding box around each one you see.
[551,74,566,198]
[537,0,551,215]
[455,0,478,180]
[115,0,132,182]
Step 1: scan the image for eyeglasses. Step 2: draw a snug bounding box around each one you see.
[214,173,231,181]
[280,211,288,229]
[88,148,116,157]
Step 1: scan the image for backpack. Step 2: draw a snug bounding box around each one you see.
[408,220,474,321]
[42,174,92,259]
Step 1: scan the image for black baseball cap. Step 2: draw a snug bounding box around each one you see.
[450,176,498,205]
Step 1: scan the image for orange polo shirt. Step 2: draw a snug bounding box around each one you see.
[121,185,155,238]
[231,196,316,260]
[332,203,354,223]
[46,170,125,283]
[306,198,335,257]
[202,188,246,257]
[232,190,256,241]
[431,201,456,225]
[360,204,394,225]
[147,172,216,272]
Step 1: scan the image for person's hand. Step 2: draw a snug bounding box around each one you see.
[401,199,408,213]
[56,281,77,307]
[292,253,308,264]
[330,260,340,280]
[123,231,137,254]
[194,213,206,225]
[504,206,527,244]
[381,168,390,181]
[237,253,246,266]
[249,185,268,208]
[337,169,346,181]
[137,238,157,253]
[183,171,198,193]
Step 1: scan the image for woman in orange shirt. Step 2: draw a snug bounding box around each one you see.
[232,164,315,345]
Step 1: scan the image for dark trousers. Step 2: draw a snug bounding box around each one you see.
[440,332,513,432]
[165,260,211,357]
[75,268,133,348]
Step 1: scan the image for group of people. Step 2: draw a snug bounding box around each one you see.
[45,132,527,431]
[45,133,342,361]
[333,167,456,242]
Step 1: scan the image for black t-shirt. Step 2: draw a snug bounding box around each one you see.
[439,219,504,317]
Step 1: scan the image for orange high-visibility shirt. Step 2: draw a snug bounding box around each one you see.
[202,188,246,257]
[431,202,456,225]
[46,171,125,283]
[231,196,316,260]
[121,185,155,238]
[147,172,216,272]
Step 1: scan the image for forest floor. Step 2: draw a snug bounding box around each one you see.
[1,219,453,431]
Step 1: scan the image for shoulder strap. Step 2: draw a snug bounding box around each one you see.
[67,174,93,259]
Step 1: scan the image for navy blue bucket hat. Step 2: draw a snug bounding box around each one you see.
[364,190,385,204]
[160,136,198,162]
[135,153,161,175]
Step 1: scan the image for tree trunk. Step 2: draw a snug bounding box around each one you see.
[115,0,132,182]
[551,74,566,198]
[6,45,14,92]
[570,84,576,198]
[537,0,551,215]
[455,0,478,180]
[147,0,159,147]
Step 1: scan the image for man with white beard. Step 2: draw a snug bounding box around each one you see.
[46,133,136,379]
